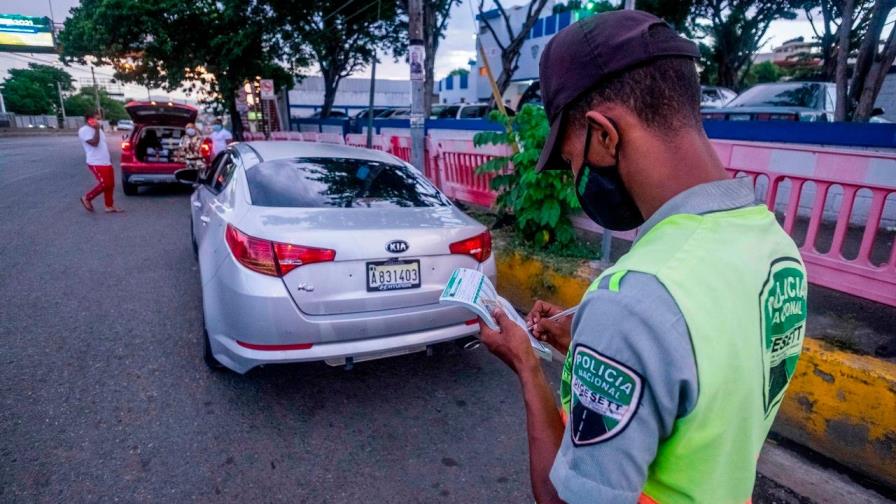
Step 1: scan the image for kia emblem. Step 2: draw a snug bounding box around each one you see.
[386,240,409,254]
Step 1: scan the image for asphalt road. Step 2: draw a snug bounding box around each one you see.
[0,134,845,503]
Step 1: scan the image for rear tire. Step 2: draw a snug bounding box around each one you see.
[122,177,138,196]
[203,327,225,370]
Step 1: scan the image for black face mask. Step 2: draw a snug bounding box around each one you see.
[573,123,644,231]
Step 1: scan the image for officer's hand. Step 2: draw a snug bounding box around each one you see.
[479,308,538,374]
[527,300,572,354]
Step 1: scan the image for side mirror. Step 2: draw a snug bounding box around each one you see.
[174,168,199,185]
[872,107,885,117]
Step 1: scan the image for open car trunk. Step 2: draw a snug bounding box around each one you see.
[125,101,197,126]
[135,126,184,163]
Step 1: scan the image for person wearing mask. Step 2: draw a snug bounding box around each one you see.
[209,118,233,157]
[176,122,203,169]
[79,111,123,213]
[477,11,807,504]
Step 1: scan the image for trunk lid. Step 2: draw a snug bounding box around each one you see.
[125,101,198,126]
[235,206,488,316]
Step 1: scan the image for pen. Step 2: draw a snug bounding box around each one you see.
[527,304,578,330]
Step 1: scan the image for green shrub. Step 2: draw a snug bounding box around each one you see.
[473,104,580,250]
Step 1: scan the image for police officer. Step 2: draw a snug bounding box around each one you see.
[479,10,807,504]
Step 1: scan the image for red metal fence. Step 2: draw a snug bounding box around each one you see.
[713,140,896,307]
[259,133,896,307]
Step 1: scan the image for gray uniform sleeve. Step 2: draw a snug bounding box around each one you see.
[549,272,698,503]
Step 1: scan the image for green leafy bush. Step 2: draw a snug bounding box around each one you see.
[473,104,580,250]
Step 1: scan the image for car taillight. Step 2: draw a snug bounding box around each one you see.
[273,242,337,275]
[121,140,132,151]
[450,231,492,263]
[225,224,335,277]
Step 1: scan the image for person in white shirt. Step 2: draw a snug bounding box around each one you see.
[78,111,123,213]
[208,118,233,157]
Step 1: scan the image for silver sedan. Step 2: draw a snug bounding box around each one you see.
[183,141,495,374]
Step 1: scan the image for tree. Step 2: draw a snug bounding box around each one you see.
[638,0,697,33]
[448,67,470,77]
[270,0,404,118]
[58,0,293,139]
[743,60,784,86]
[0,63,73,115]
[64,86,128,121]
[835,0,855,121]
[693,0,800,90]
[847,0,896,121]
[477,0,551,99]
[802,0,873,81]
[420,0,463,114]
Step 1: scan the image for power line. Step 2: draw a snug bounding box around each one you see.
[322,0,357,22]
[1,52,119,79]
[342,0,380,23]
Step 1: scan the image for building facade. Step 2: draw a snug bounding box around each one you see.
[288,76,411,118]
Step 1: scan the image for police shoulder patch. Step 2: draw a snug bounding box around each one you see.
[569,344,644,446]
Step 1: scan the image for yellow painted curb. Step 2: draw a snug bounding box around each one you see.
[495,251,594,310]
[496,250,896,487]
[775,338,896,487]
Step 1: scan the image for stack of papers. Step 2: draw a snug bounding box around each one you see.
[439,268,552,360]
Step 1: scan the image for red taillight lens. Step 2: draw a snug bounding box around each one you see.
[225,224,278,276]
[450,231,492,263]
[121,140,132,151]
[273,242,337,275]
[225,224,335,277]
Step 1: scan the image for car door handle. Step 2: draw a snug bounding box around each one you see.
[199,215,210,224]
[192,201,202,208]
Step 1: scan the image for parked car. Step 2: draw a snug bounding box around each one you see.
[352,107,393,120]
[116,119,134,131]
[431,104,460,119]
[119,101,205,195]
[516,81,542,109]
[179,141,494,374]
[701,82,839,122]
[308,110,348,118]
[700,85,737,108]
[380,107,410,118]
[457,103,515,119]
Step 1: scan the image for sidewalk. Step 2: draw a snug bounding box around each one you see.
[755,439,894,503]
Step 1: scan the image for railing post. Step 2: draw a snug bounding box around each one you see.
[600,230,613,266]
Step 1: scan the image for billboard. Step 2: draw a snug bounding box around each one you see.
[0,14,55,53]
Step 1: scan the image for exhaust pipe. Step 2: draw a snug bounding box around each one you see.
[456,336,481,350]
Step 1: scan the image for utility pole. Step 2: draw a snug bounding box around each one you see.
[408,0,425,171]
[367,0,380,149]
[90,66,102,117]
[0,92,6,114]
[366,0,381,148]
[366,56,377,148]
[56,81,66,127]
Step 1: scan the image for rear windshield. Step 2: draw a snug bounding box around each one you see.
[727,83,821,108]
[246,157,450,208]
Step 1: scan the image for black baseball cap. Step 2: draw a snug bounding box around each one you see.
[536,10,699,171]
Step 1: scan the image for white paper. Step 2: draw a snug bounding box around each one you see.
[439,268,552,360]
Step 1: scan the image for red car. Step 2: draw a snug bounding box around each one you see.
[119,101,211,195]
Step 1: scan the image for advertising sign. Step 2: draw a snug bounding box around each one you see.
[0,14,55,53]
[409,45,424,81]
[259,79,275,100]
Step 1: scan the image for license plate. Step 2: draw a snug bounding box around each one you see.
[366,259,421,292]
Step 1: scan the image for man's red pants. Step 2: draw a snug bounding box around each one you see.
[85,164,115,208]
